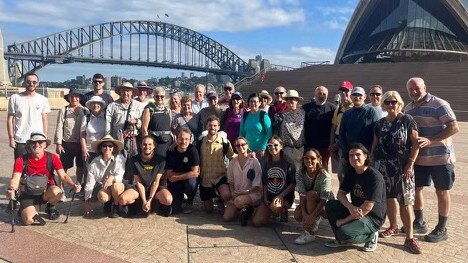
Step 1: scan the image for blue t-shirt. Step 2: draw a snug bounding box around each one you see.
[239,111,272,151]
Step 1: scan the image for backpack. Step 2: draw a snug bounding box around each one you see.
[242,110,267,133]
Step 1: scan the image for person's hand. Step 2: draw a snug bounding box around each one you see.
[347,205,363,218]
[73,184,82,193]
[84,201,93,216]
[103,176,114,189]
[6,189,16,200]
[417,136,431,148]
[56,144,65,154]
[82,148,90,162]
[404,163,414,181]
[9,138,16,149]
[336,218,346,227]
[257,150,265,157]
[143,199,151,212]
[168,175,178,183]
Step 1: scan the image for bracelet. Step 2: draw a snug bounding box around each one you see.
[8,186,15,191]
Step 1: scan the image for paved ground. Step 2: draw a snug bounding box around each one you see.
[1,110,467,263]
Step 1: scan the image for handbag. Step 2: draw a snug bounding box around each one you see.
[90,159,116,201]
[23,175,49,196]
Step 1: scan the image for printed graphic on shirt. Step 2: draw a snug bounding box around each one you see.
[266,167,286,195]
[352,184,364,198]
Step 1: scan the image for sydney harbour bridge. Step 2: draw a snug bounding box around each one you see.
[3,20,255,85]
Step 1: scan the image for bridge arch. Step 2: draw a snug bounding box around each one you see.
[5,20,254,84]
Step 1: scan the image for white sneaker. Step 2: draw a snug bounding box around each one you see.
[294,230,315,245]
[312,216,322,233]
[361,231,378,252]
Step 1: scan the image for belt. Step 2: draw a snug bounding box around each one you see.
[150,131,172,136]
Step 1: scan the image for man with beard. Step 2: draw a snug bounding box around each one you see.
[302,86,336,170]
[7,72,51,159]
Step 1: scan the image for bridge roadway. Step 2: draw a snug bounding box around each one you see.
[0,110,467,263]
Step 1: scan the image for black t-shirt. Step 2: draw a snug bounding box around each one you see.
[165,144,200,174]
[82,91,114,108]
[340,166,386,229]
[262,158,296,202]
[302,101,336,149]
[127,153,166,188]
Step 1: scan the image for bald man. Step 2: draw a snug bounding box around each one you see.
[404,77,459,243]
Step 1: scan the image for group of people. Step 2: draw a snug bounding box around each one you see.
[5,72,458,255]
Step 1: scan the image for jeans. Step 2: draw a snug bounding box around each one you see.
[325,200,377,244]
[168,178,197,212]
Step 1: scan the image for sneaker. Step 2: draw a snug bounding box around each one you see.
[109,204,120,218]
[361,232,378,252]
[103,201,112,213]
[183,203,194,214]
[33,214,46,225]
[216,199,225,215]
[46,204,60,220]
[380,227,399,238]
[404,238,422,254]
[401,221,428,234]
[294,230,315,245]
[324,239,352,248]
[312,216,322,233]
[239,206,253,226]
[424,227,448,243]
[280,210,288,222]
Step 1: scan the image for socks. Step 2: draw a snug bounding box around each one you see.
[437,215,448,230]
[414,209,424,224]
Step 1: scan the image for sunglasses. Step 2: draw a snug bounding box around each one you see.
[93,80,104,84]
[274,92,284,95]
[155,95,165,99]
[29,140,46,145]
[267,144,280,148]
[235,143,247,148]
[384,100,398,106]
[369,93,382,97]
[102,144,114,148]
[224,87,233,91]
[351,93,363,97]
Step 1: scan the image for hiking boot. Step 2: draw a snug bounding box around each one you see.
[294,230,315,245]
[183,202,194,214]
[216,199,225,215]
[46,204,60,220]
[324,239,352,248]
[103,201,112,213]
[401,221,428,234]
[239,206,253,226]
[280,210,288,222]
[33,214,46,225]
[380,227,399,238]
[361,232,378,252]
[424,227,448,243]
[404,238,422,254]
[109,204,120,218]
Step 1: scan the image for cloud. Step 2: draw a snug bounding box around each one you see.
[324,16,350,30]
[0,0,305,32]
[316,6,355,16]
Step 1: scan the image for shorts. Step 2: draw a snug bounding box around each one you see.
[414,164,455,190]
[60,142,83,169]
[19,193,47,210]
[267,192,294,206]
[199,176,228,201]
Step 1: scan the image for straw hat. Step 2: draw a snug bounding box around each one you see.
[26,132,51,147]
[91,135,124,152]
[115,82,137,94]
[64,88,85,102]
[259,90,273,104]
[85,95,107,109]
[283,90,304,101]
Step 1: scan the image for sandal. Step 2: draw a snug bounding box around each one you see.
[404,238,422,254]
[379,227,399,238]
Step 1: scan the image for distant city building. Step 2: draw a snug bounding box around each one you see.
[105,77,111,90]
[76,75,85,85]
[174,80,181,87]
[260,59,270,71]
[249,59,259,73]
[111,76,122,88]
[336,0,468,64]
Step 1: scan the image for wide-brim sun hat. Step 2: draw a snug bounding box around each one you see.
[115,81,138,94]
[283,89,304,101]
[259,90,273,104]
[136,81,153,95]
[26,131,51,147]
[91,135,124,152]
[85,95,107,109]
[64,88,85,103]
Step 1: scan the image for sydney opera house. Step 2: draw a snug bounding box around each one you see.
[244,0,468,120]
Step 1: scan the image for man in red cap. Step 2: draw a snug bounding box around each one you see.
[329,81,354,185]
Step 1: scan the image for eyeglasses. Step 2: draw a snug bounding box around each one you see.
[274,92,284,95]
[102,144,114,148]
[26,80,38,85]
[339,90,350,94]
[267,144,279,148]
[235,143,247,147]
[155,95,165,99]
[351,93,363,97]
[224,87,233,91]
[369,93,382,97]
[93,80,104,84]
[384,100,398,106]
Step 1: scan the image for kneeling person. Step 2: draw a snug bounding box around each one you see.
[119,136,173,216]
[6,132,81,225]
[83,135,127,218]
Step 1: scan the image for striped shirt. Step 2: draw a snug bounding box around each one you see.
[404,93,456,166]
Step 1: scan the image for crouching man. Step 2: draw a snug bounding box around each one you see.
[6,132,81,225]
[119,135,173,216]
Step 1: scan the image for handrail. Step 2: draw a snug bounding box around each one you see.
[300,61,331,67]
[234,68,266,88]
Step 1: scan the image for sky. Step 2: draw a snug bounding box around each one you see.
[0,0,359,82]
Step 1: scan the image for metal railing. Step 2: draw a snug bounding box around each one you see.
[300,61,331,67]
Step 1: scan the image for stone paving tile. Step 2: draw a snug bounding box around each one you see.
[189,246,294,263]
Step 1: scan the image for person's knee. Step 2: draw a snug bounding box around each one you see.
[233,198,245,208]
[158,190,173,206]
[252,217,266,227]
[306,191,319,201]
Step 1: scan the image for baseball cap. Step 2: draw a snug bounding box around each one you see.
[351,86,366,96]
[339,80,353,91]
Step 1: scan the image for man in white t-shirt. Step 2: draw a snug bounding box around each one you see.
[7,72,51,159]
[366,85,387,119]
